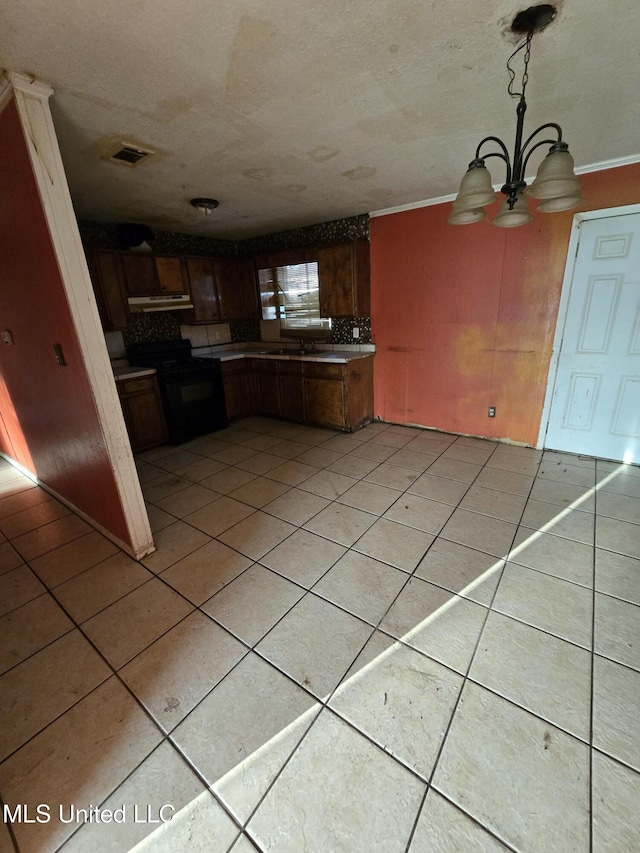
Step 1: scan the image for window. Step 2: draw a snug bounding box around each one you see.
[258,261,331,335]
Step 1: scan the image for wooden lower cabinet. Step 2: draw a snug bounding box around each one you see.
[304,376,344,429]
[278,362,305,423]
[304,359,373,430]
[117,374,168,452]
[251,360,280,417]
[221,360,252,420]
[225,355,373,431]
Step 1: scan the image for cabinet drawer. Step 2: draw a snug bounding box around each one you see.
[118,376,156,396]
[277,360,304,376]
[220,359,247,376]
[252,359,278,374]
[304,362,344,379]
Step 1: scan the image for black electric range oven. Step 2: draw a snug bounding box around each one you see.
[126,340,228,445]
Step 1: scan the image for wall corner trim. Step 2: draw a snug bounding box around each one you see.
[5,71,53,100]
[0,75,14,114]
[5,71,153,555]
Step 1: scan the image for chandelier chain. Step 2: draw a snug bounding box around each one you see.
[507,31,533,100]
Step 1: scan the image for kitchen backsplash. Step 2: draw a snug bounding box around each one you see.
[110,313,369,351]
[122,312,182,345]
[231,320,262,342]
[330,317,372,344]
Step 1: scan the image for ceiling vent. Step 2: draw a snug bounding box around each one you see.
[109,143,154,166]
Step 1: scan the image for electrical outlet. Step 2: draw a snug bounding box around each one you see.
[488,406,496,418]
[352,327,360,339]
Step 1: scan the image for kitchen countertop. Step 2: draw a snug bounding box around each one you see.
[197,349,374,364]
[112,349,374,380]
[113,366,157,381]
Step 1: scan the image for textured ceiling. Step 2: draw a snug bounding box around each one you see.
[1,0,639,239]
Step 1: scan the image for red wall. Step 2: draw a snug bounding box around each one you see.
[0,99,130,544]
[371,163,640,446]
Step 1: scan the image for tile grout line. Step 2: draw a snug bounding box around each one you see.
[7,567,251,851]
[403,444,542,852]
[0,791,20,853]
[0,433,555,757]
[234,439,502,843]
[5,420,631,851]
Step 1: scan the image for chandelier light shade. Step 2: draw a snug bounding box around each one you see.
[448,4,583,228]
[492,192,532,228]
[448,208,487,225]
[525,146,583,199]
[451,162,498,211]
[536,194,585,213]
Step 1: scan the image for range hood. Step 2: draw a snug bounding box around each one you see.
[128,295,194,313]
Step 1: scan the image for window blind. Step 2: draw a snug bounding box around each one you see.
[258,262,331,331]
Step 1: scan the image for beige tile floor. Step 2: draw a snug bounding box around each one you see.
[0,417,639,852]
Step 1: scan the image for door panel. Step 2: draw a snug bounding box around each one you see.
[545,212,640,462]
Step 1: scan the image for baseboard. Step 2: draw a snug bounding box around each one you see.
[0,453,156,560]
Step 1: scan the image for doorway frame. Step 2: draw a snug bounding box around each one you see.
[537,202,640,449]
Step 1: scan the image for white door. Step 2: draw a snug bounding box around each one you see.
[545,212,640,463]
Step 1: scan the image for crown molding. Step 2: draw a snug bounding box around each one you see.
[574,153,640,175]
[370,153,640,219]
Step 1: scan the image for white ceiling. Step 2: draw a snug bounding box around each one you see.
[2,0,639,239]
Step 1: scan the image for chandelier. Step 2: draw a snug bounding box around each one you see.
[448,4,583,228]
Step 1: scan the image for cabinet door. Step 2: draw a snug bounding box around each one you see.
[213,258,244,321]
[237,259,259,319]
[279,373,305,422]
[118,377,168,451]
[90,251,129,330]
[304,377,345,429]
[120,253,158,296]
[185,257,221,323]
[255,369,280,416]
[317,240,370,318]
[155,256,187,293]
[223,371,252,420]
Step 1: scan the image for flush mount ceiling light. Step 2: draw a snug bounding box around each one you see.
[190,197,219,216]
[449,4,583,228]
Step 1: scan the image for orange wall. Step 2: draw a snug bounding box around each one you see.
[0,99,130,544]
[371,163,640,446]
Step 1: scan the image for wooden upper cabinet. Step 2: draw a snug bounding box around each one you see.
[237,259,259,319]
[214,258,259,321]
[317,239,370,318]
[214,258,243,321]
[88,248,258,325]
[185,256,221,323]
[120,253,157,296]
[120,253,189,296]
[88,250,129,331]
[155,256,188,293]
